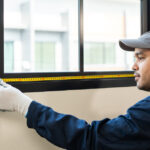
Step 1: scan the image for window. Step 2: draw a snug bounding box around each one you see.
[84,0,140,72]
[4,0,79,73]
[0,0,148,92]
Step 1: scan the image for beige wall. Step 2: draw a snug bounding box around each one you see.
[0,86,149,150]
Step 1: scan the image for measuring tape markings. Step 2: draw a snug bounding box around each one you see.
[2,74,134,82]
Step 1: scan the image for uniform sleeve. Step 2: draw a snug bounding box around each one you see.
[26,97,150,150]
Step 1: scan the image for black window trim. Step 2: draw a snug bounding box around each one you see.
[0,0,149,92]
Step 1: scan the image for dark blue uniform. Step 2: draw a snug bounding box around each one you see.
[27,96,150,150]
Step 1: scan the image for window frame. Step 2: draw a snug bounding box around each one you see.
[0,0,148,92]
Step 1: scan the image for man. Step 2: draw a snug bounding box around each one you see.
[1,31,150,150]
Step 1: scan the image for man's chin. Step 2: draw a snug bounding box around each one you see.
[137,83,150,91]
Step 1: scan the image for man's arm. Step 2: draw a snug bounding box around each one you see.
[26,98,150,150]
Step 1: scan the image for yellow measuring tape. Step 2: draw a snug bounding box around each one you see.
[2,74,134,82]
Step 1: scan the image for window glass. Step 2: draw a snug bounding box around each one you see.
[35,42,55,72]
[84,0,141,71]
[85,42,116,65]
[4,41,14,72]
[4,0,79,73]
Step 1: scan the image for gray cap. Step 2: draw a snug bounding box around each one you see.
[119,31,150,51]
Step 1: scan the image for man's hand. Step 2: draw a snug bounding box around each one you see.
[0,80,32,116]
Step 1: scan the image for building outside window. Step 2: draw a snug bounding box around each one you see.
[84,0,140,71]
[4,0,79,73]
[4,0,140,73]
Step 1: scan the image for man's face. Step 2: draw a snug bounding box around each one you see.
[132,48,150,91]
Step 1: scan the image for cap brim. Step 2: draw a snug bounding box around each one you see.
[119,39,141,51]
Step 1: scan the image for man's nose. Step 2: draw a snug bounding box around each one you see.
[132,61,139,71]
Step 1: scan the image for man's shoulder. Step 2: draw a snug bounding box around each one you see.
[142,96,150,101]
[128,96,150,112]
[136,96,150,104]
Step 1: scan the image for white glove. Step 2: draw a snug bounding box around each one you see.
[0,80,32,116]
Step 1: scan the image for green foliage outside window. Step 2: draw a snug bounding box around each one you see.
[4,41,14,72]
[84,42,116,65]
[35,42,55,72]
